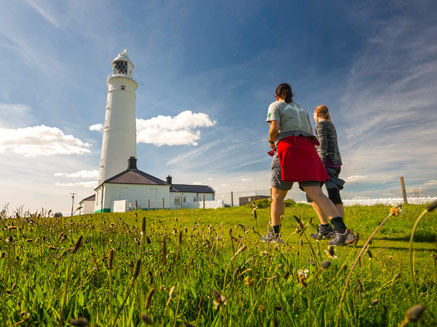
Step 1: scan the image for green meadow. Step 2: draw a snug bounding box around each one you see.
[1,203,436,326]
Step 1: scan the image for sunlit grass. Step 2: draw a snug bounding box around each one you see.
[0,203,435,326]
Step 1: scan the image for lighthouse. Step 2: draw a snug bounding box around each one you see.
[98,50,138,185]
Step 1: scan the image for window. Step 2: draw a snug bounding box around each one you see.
[174,197,181,205]
[183,196,187,203]
[113,61,128,74]
[121,85,125,90]
[193,196,197,202]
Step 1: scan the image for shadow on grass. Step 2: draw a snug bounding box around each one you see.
[368,246,435,252]
[378,231,436,243]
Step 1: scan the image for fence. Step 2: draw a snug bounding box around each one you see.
[215,176,437,207]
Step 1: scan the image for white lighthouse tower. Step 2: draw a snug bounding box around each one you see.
[98,50,138,185]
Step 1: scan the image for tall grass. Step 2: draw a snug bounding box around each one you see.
[0,203,435,326]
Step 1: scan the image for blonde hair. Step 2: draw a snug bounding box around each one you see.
[315,105,332,122]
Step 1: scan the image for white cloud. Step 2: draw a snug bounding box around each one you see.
[0,125,91,157]
[136,110,216,146]
[24,0,59,28]
[337,6,437,183]
[89,124,103,132]
[241,178,252,182]
[345,175,368,183]
[54,170,99,179]
[55,181,97,188]
[0,103,33,127]
[424,180,437,186]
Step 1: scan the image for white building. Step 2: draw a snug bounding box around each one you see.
[80,50,215,214]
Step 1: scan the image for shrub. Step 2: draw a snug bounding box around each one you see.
[247,198,295,208]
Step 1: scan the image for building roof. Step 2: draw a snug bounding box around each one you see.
[79,194,95,204]
[97,168,168,188]
[171,184,215,193]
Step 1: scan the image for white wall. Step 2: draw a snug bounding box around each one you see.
[96,183,170,212]
[169,192,214,209]
[79,200,95,215]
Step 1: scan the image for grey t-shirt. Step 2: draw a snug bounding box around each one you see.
[266,100,313,142]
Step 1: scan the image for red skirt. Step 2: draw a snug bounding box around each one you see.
[277,135,329,183]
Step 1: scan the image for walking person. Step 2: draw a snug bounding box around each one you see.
[309,105,348,242]
[263,83,355,246]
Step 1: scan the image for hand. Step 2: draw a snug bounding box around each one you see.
[269,141,276,149]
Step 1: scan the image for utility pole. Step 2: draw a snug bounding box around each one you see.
[70,193,77,217]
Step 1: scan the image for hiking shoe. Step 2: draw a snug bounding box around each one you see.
[328,229,356,246]
[310,224,335,240]
[260,229,282,243]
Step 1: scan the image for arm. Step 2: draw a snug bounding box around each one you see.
[269,120,280,148]
[315,123,328,162]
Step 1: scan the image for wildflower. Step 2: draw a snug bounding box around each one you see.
[390,206,403,216]
[307,259,316,266]
[325,245,338,259]
[297,269,309,287]
[244,276,255,287]
[212,290,227,310]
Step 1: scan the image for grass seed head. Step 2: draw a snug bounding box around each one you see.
[141,313,153,325]
[70,318,89,326]
[371,299,379,306]
[108,248,115,270]
[145,288,155,309]
[72,235,83,254]
[404,304,425,323]
[426,199,437,212]
[321,260,331,269]
[133,259,141,279]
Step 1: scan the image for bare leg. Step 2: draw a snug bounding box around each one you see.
[311,202,330,225]
[271,187,288,226]
[303,186,339,219]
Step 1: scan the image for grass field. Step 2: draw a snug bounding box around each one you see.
[1,203,436,326]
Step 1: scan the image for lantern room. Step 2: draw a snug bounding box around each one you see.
[111,49,134,79]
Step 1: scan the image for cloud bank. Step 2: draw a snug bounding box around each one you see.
[136,110,216,146]
[0,125,91,157]
[54,170,99,179]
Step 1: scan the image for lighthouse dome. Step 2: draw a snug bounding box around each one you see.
[111,49,135,79]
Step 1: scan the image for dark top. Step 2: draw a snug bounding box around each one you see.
[315,120,342,165]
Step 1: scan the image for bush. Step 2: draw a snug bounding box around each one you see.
[247,198,295,208]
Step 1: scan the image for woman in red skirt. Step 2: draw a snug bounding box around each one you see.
[263,83,355,246]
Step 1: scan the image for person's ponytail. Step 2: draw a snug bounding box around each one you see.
[275,83,294,103]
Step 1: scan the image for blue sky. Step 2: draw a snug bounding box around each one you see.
[1,0,436,213]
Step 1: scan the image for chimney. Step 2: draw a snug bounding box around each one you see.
[128,156,137,169]
[166,175,172,185]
